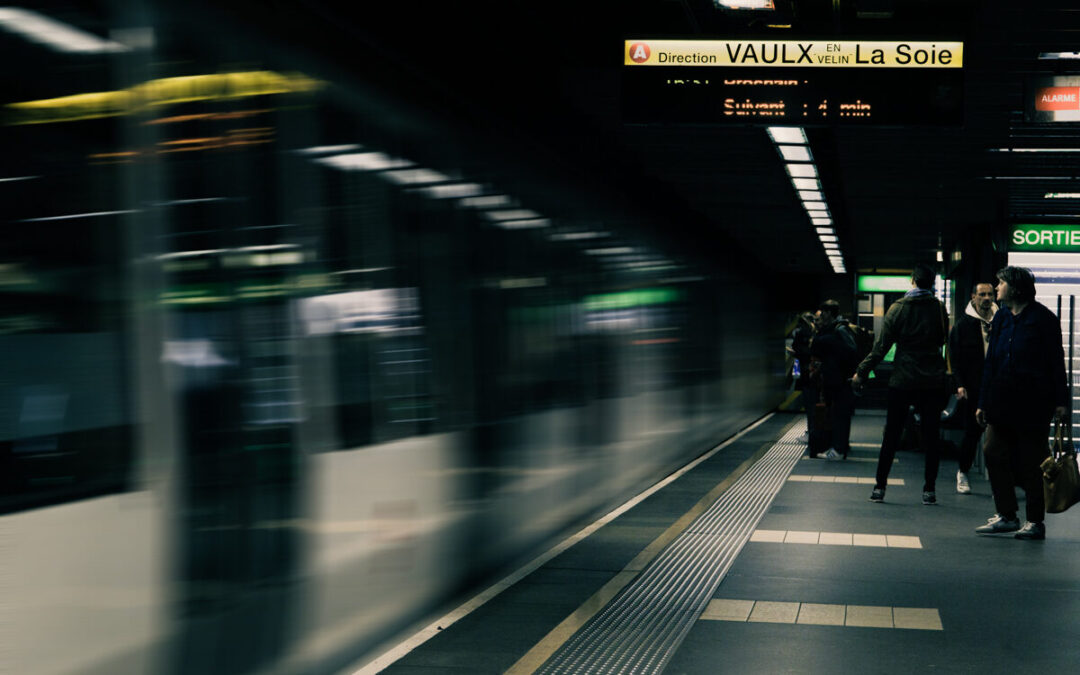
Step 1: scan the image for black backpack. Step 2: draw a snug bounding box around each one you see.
[843,321,874,368]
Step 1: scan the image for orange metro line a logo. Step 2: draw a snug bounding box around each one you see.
[629,42,651,63]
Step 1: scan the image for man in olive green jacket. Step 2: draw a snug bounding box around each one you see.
[852,264,949,505]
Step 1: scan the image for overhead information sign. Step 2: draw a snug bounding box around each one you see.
[1026,77,1080,123]
[1010,224,1080,252]
[857,275,912,293]
[622,39,964,126]
[625,40,963,68]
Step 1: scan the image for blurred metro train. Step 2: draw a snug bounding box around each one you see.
[0,4,789,674]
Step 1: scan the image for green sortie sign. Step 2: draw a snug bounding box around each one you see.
[1010,225,1080,252]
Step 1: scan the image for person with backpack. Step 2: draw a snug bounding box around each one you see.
[808,300,858,460]
[852,264,949,505]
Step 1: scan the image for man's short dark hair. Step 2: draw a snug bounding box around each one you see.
[971,281,993,294]
[818,299,841,319]
[912,264,936,290]
[996,266,1036,303]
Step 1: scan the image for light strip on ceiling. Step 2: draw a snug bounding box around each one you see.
[767,126,807,144]
[484,209,542,222]
[379,168,452,185]
[993,148,1080,153]
[716,0,775,9]
[786,163,817,178]
[1045,192,1080,199]
[549,231,609,241]
[415,183,486,199]
[768,127,843,274]
[315,152,412,171]
[0,7,130,53]
[778,145,813,162]
[460,194,513,208]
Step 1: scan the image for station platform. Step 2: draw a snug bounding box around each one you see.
[357,411,1080,674]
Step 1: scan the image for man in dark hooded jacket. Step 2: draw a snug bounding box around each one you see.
[974,266,1068,541]
[853,264,949,505]
[808,300,857,459]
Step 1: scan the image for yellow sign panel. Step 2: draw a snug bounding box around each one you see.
[624,40,963,68]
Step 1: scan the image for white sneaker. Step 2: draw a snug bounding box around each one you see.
[956,470,971,494]
[824,448,842,461]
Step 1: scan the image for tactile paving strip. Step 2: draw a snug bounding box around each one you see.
[536,421,807,674]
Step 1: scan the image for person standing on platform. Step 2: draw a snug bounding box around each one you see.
[852,264,949,505]
[974,266,1068,540]
[790,312,817,444]
[808,300,857,460]
[947,282,997,494]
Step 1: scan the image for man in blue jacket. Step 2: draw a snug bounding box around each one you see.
[975,266,1069,540]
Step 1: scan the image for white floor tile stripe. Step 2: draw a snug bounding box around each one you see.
[750,530,922,548]
[702,599,942,630]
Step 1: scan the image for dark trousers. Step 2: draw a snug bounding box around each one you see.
[983,423,1047,523]
[876,387,943,492]
[823,382,855,457]
[957,398,982,474]
[803,382,819,435]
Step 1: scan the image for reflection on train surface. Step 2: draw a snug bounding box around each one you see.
[1,4,788,674]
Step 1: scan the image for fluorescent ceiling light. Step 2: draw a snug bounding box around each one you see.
[315,152,412,171]
[786,163,817,178]
[22,209,138,222]
[819,234,838,242]
[1045,192,1080,199]
[716,0,775,9]
[0,175,39,183]
[778,145,812,162]
[416,183,485,199]
[585,247,634,256]
[495,218,550,230]
[296,144,363,155]
[379,168,452,185]
[485,209,542,222]
[994,148,1080,153]
[803,201,829,212]
[792,178,820,191]
[549,231,609,241]
[460,194,513,208]
[811,217,832,225]
[1039,52,1080,60]
[0,8,130,53]
[824,243,840,250]
[799,190,824,202]
[815,227,835,235]
[767,127,806,144]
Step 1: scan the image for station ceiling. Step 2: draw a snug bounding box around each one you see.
[290,0,1080,279]
[19,0,1080,283]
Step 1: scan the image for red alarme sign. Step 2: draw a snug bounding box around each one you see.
[1035,87,1080,111]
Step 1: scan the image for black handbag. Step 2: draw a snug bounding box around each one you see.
[1041,419,1080,514]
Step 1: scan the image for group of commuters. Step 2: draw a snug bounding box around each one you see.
[795,264,1069,540]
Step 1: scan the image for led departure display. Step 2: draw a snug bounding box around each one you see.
[623,39,964,126]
